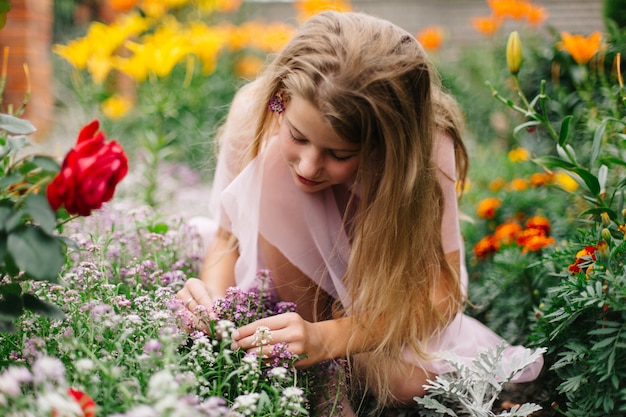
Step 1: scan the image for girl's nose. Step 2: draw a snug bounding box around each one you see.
[298,149,323,178]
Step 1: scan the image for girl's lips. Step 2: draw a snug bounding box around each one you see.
[296,174,322,186]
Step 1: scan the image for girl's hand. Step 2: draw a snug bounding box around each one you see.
[176,278,216,333]
[231,312,325,368]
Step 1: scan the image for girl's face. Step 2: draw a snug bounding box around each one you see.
[278,94,360,193]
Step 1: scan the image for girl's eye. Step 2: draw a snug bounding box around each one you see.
[329,152,355,161]
[289,131,307,144]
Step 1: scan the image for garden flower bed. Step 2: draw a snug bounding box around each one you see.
[2,0,626,416]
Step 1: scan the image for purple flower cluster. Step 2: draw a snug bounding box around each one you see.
[212,270,296,327]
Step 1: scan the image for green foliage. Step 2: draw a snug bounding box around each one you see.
[470,22,626,414]
[0,114,67,333]
[603,0,626,29]
[531,235,626,415]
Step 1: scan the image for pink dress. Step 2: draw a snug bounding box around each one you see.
[205,84,543,382]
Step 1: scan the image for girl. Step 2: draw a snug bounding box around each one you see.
[178,10,543,412]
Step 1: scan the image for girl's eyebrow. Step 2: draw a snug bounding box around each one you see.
[285,118,360,153]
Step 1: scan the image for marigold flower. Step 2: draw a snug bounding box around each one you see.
[508,146,529,162]
[494,221,522,244]
[557,31,604,65]
[476,197,502,219]
[471,15,501,36]
[521,234,555,253]
[509,178,528,191]
[525,215,551,234]
[506,31,523,75]
[489,177,506,192]
[516,227,545,247]
[474,235,500,259]
[568,245,597,274]
[530,172,552,187]
[416,26,444,51]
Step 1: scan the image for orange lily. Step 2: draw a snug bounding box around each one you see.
[558,31,604,65]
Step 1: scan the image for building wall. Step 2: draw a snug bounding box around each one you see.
[243,0,605,49]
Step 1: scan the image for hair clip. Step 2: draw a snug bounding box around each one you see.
[268,92,286,114]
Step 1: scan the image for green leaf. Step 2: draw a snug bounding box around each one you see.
[0,282,22,296]
[0,0,11,13]
[24,193,56,234]
[0,114,36,135]
[0,13,6,30]
[532,155,576,170]
[591,121,606,166]
[513,120,541,137]
[22,293,65,320]
[30,155,60,173]
[0,293,23,319]
[0,204,12,232]
[572,168,601,196]
[147,222,169,234]
[579,207,617,220]
[0,173,23,189]
[558,115,574,146]
[7,226,65,282]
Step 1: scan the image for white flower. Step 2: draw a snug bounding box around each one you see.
[36,391,82,416]
[252,326,272,346]
[268,367,288,380]
[0,375,20,397]
[32,356,66,386]
[282,387,304,398]
[74,358,95,374]
[147,370,178,400]
[231,393,260,415]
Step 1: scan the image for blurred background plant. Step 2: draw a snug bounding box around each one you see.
[53,0,297,206]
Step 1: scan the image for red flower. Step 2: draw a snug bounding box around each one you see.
[568,245,598,274]
[68,388,96,417]
[47,120,128,216]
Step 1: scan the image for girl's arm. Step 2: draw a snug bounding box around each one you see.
[231,236,383,368]
[176,227,238,315]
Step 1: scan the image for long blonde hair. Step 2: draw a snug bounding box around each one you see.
[246,11,468,408]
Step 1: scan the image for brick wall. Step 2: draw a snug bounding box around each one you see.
[0,0,53,141]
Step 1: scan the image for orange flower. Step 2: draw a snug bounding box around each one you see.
[476,197,502,219]
[530,172,552,187]
[526,4,548,26]
[515,227,542,246]
[494,221,522,244]
[474,235,500,259]
[557,31,604,65]
[488,0,528,20]
[108,0,139,12]
[489,177,506,192]
[525,215,551,234]
[509,177,529,191]
[294,0,353,23]
[472,15,501,36]
[521,233,555,253]
[568,245,598,274]
[416,26,444,51]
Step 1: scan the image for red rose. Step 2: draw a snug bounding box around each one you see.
[67,388,96,417]
[47,120,128,216]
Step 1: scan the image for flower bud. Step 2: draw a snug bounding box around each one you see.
[601,212,611,227]
[601,228,612,242]
[506,31,523,75]
[597,240,610,263]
